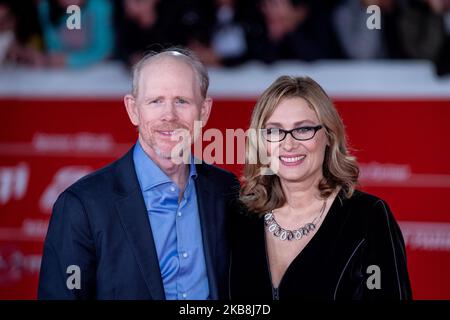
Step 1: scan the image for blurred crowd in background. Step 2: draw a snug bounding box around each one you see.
[0,0,449,75]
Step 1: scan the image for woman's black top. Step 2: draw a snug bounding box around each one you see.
[230,189,412,300]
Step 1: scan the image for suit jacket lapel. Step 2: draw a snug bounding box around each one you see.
[111,147,224,300]
[195,165,221,300]
[113,147,165,300]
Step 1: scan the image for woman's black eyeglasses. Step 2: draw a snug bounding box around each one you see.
[261,125,323,142]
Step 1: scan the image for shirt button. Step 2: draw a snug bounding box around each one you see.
[182,293,187,299]
[177,211,182,217]
[182,252,188,258]
[170,186,176,192]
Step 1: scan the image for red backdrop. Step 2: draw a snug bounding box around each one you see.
[0,98,449,299]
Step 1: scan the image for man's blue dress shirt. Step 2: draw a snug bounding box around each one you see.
[133,142,210,300]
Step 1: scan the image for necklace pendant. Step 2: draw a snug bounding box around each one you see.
[264,198,327,241]
[294,230,303,240]
[286,231,294,241]
[268,223,278,233]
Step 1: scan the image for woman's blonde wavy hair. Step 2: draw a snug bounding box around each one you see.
[240,76,359,215]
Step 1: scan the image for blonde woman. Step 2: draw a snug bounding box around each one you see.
[230,76,412,300]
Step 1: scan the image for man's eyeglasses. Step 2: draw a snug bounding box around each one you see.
[261,125,323,142]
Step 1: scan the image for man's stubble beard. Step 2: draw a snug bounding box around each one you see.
[142,127,192,161]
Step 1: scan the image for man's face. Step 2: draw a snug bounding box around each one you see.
[125,56,211,166]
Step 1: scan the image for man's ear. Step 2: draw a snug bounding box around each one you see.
[124,94,139,126]
[200,96,212,126]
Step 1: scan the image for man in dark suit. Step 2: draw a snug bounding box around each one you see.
[38,48,240,299]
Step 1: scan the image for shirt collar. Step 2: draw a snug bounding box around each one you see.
[133,140,197,191]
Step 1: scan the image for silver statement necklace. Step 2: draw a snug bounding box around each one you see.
[264,199,327,241]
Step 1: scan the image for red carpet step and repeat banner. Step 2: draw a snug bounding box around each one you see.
[1,63,450,299]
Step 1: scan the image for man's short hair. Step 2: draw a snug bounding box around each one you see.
[131,47,210,99]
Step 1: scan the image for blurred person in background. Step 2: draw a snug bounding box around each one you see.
[156,0,225,67]
[397,0,450,75]
[0,0,42,65]
[333,0,402,59]
[333,0,450,75]
[244,0,343,63]
[440,0,450,75]
[207,0,251,66]
[184,0,257,67]
[113,0,220,66]
[36,0,113,68]
[113,0,172,67]
[0,0,15,64]
[167,0,342,67]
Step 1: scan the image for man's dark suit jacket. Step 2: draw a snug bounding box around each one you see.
[38,146,240,299]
